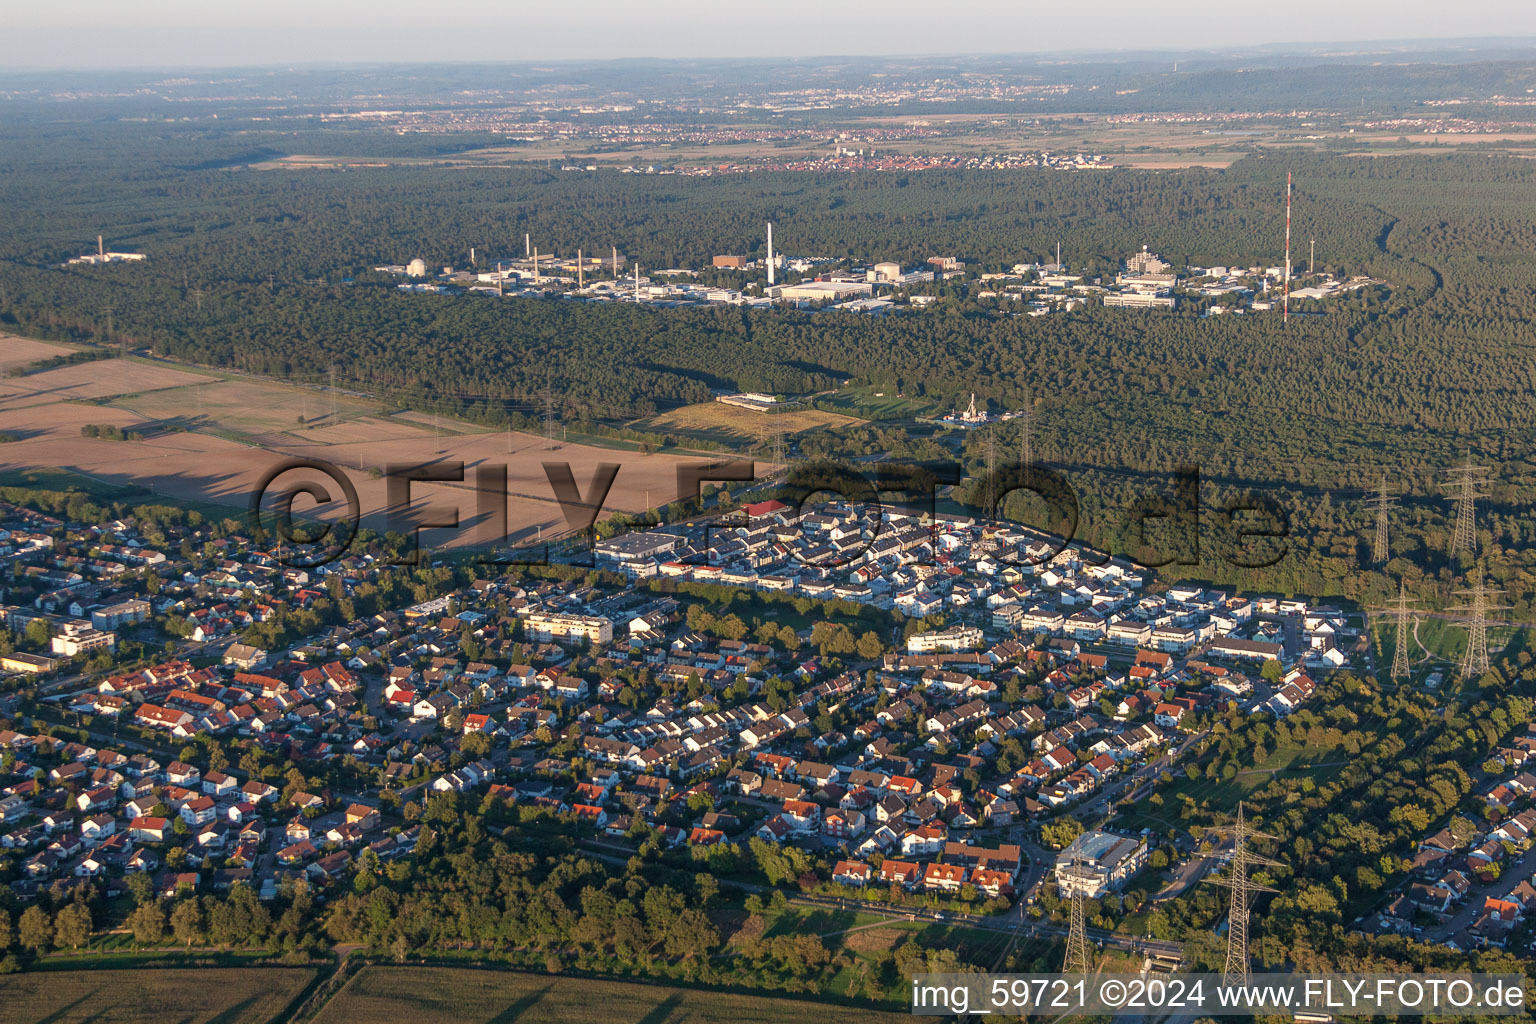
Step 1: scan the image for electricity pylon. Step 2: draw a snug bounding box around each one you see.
[1451,567,1509,681]
[1206,802,1279,988]
[542,384,559,449]
[982,429,1000,513]
[1062,886,1091,974]
[1018,393,1036,469]
[1380,580,1417,681]
[1364,474,1396,566]
[1444,456,1490,561]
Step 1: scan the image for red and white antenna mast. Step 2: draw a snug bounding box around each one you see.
[1283,171,1292,325]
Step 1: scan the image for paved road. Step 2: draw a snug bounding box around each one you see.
[580,839,1181,961]
[1153,840,1227,902]
[1423,841,1536,945]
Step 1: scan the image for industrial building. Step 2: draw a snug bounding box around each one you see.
[67,236,146,266]
[769,280,873,303]
[715,392,788,412]
[593,531,683,563]
[1103,291,1176,309]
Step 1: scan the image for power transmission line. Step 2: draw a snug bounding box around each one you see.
[1062,886,1091,974]
[1019,393,1035,470]
[982,429,1000,512]
[1206,802,1279,988]
[1450,567,1510,680]
[1363,473,1396,566]
[1444,455,1490,561]
[1379,579,1418,681]
[542,382,559,450]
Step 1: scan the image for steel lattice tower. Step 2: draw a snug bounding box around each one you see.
[1019,394,1035,470]
[1062,888,1091,974]
[1445,456,1490,561]
[542,384,559,450]
[1207,802,1278,988]
[1364,474,1396,566]
[1383,579,1417,681]
[1452,568,1509,681]
[982,430,1000,513]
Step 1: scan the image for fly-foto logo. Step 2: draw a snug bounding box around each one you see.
[248,456,1290,569]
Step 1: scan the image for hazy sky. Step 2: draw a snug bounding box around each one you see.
[7,1,1536,69]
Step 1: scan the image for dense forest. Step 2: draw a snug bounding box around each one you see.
[4,122,1536,607]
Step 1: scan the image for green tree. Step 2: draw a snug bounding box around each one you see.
[18,906,51,954]
[23,619,50,648]
[170,900,205,946]
[127,902,168,946]
[1040,818,1084,850]
[53,903,93,950]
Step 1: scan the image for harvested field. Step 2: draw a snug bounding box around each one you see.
[631,401,862,444]
[104,374,384,444]
[0,357,209,406]
[311,966,910,1024]
[0,966,314,1024]
[0,353,735,545]
[0,333,76,373]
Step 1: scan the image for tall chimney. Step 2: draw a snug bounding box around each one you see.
[766,222,775,286]
[525,233,531,258]
[533,246,540,284]
[577,249,584,289]
[98,234,104,258]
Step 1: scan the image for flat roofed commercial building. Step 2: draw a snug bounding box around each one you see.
[0,652,58,674]
[1055,829,1149,898]
[1209,637,1284,662]
[594,531,681,562]
[772,280,873,302]
[1103,291,1176,309]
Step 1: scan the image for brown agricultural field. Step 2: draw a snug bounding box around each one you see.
[0,333,77,374]
[0,354,740,545]
[102,373,386,445]
[0,966,314,1024]
[311,966,911,1024]
[630,401,861,444]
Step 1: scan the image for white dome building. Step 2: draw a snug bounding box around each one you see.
[406,258,428,278]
